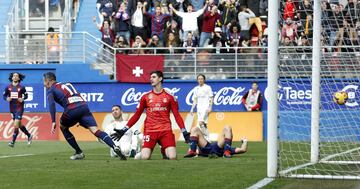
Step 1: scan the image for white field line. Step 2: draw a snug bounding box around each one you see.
[246,177,275,189]
[0,154,34,159]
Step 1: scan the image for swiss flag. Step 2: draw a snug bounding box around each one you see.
[116,54,164,83]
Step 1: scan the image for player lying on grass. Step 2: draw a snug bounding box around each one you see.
[104,105,142,158]
[43,72,126,160]
[111,70,190,160]
[3,72,33,147]
[184,125,248,158]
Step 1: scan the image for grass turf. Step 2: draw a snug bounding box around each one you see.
[0,141,266,189]
[2,141,360,189]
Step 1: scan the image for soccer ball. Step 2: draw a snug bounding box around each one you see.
[333,91,348,105]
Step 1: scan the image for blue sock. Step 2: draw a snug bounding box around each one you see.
[61,127,82,154]
[20,125,31,137]
[224,138,232,151]
[189,136,198,152]
[12,128,19,143]
[95,130,115,149]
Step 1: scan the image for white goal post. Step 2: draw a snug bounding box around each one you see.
[267,0,360,180]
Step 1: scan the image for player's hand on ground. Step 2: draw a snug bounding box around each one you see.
[6,97,11,102]
[111,127,128,141]
[51,122,56,134]
[182,129,190,143]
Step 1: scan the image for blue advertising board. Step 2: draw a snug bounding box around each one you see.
[1,80,359,113]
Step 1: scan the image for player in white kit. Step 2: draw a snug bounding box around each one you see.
[190,74,213,142]
[104,105,142,158]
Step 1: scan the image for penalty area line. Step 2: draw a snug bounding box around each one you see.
[0,154,34,159]
[246,177,275,189]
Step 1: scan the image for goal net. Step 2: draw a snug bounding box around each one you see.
[275,0,360,179]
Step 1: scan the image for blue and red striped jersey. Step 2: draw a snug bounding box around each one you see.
[3,83,28,113]
[46,82,86,122]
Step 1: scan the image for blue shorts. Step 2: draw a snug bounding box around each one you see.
[60,105,97,128]
[11,111,23,120]
[199,142,236,157]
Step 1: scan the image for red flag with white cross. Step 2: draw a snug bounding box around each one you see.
[116,54,164,83]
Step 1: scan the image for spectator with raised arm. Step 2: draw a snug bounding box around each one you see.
[242,0,263,38]
[143,2,171,42]
[164,19,181,46]
[218,0,237,36]
[114,2,131,43]
[92,17,115,61]
[199,5,221,47]
[97,0,116,22]
[169,2,208,42]
[129,1,148,41]
[238,6,256,41]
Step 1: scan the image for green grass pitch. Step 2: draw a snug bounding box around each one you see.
[1,141,360,189]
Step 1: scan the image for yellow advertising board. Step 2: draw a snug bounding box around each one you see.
[57,112,263,142]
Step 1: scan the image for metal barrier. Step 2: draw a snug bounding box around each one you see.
[1,30,359,80]
[0,31,116,76]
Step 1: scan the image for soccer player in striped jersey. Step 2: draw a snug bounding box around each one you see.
[111,70,190,160]
[184,125,248,158]
[3,72,32,147]
[43,72,126,160]
[190,74,213,142]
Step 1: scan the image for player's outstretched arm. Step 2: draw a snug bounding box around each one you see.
[170,97,190,143]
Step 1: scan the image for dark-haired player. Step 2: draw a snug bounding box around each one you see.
[184,125,248,158]
[111,70,190,160]
[3,72,32,147]
[43,72,126,160]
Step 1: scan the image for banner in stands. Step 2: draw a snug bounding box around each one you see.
[0,80,359,113]
[116,54,164,83]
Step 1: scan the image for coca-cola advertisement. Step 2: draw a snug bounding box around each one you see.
[0,113,58,141]
[71,82,263,112]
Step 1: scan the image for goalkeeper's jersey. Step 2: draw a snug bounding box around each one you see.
[126,89,185,133]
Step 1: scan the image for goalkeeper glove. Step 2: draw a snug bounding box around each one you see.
[111,126,129,141]
[181,128,190,143]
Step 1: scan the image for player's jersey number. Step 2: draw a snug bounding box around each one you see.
[61,83,78,96]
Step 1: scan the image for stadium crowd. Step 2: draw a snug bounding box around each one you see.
[93,0,360,55]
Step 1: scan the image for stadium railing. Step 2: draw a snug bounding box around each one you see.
[1,30,358,80]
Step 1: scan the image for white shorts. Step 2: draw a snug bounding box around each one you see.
[197,109,209,123]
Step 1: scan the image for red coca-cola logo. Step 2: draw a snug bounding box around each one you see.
[0,113,57,141]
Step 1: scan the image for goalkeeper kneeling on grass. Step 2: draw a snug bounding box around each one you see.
[103,105,142,158]
[184,125,248,158]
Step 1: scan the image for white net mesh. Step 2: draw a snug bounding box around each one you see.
[277,0,360,179]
